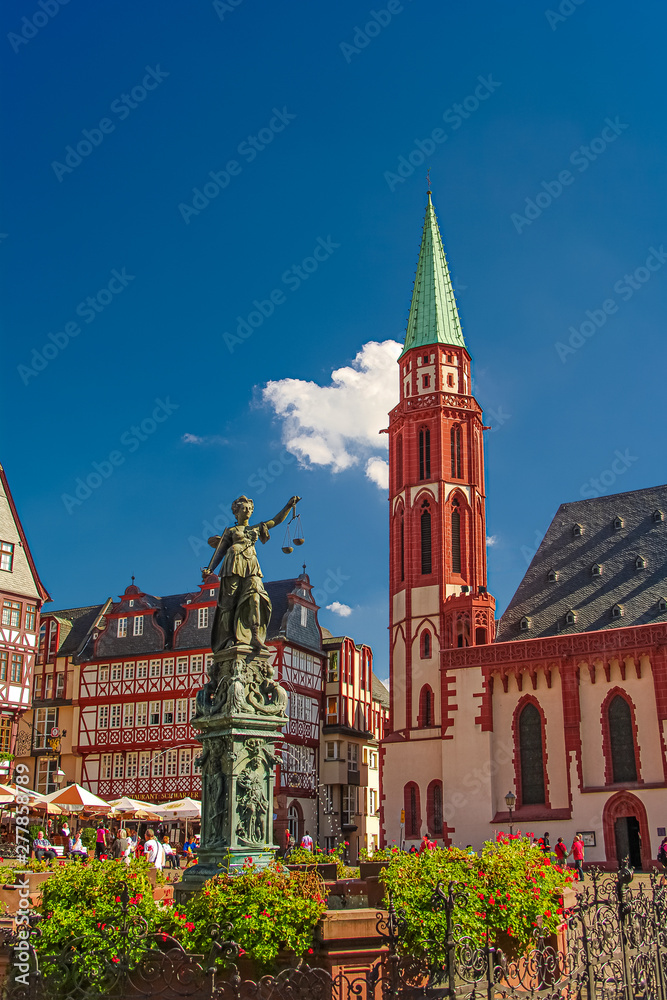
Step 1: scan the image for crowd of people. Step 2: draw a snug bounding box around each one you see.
[30,819,201,869]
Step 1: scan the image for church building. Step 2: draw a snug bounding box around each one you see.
[381,194,667,868]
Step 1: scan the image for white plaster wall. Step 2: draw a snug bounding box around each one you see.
[383,737,443,848]
[412,586,440,617]
[393,591,405,623]
[392,633,406,730]
[410,484,439,504]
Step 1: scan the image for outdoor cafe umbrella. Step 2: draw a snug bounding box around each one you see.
[43,783,111,813]
[153,797,202,843]
[108,796,162,821]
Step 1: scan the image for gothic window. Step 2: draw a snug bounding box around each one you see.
[475,627,487,645]
[608,696,637,783]
[451,499,461,574]
[396,434,403,490]
[422,375,430,389]
[421,501,432,575]
[450,425,462,479]
[399,508,405,582]
[447,374,454,387]
[427,779,443,837]
[420,630,431,658]
[518,703,546,806]
[404,782,421,838]
[419,428,431,480]
[419,685,434,727]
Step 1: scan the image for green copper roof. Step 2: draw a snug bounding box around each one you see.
[400,191,466,358]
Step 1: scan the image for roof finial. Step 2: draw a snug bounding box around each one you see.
[131,574,135,585]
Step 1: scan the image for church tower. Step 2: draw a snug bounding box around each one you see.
[383,193,496,845]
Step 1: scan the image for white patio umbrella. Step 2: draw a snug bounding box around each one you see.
[43,783,111,813]
[108,796,162,821]
[153,797,202,844]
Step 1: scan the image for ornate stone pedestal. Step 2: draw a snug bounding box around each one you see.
[176,644,287,900]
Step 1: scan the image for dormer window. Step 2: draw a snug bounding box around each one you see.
[128,600,134,608]
[133,616,144,636]
[519,616,531,631]
[547,569,559,582]
[613,517,624,531]
[635,556,646,570]
[209,589,215,597]
[565,610,577,625]
[653,510,664,523]
[117,618,127,638]
[592,564,603,576]
[658,598,667,612]
[611,604,623,619]
[572,524,583,536]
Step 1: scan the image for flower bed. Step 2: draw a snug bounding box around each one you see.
[381,835,572,964]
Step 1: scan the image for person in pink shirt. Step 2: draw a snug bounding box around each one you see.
[571,835,585,881]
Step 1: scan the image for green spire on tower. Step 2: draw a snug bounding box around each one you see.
[401,191,466,358]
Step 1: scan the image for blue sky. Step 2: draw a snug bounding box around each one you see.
[3,0,667,676]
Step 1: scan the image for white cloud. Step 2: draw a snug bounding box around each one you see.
[262,340,401,486]
[182,433,228,446]
[326,601,352,617]
[486,535,498,547]
[365,457,389,489]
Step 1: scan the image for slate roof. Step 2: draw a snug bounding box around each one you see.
[48,574,323,661]
[372,674,390,708]
[497,485,667,641]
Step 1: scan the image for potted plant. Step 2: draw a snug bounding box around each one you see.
[285,844,342,880]
[381,836,572,967]
[166,860,327,976]
[359,844,402,879]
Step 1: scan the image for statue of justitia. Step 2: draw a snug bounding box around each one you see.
[202,495,300,651]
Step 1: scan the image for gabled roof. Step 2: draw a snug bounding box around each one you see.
[372,674,389,708]
[0,463,50,603]
[497,484,667,641]
[401,191,466,358]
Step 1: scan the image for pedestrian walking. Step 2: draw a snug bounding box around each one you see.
[554,837,568,864]
[300,830,314,851]
[94,821,109,860]
[571,834,585,881]
[144,828,165,870]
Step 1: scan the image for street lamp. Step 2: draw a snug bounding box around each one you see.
[505,790,516,837]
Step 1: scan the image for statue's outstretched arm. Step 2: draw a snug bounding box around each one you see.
[260,495,301,531]
[202,530,230,578]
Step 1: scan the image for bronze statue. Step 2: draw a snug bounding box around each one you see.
[203,495,300,651]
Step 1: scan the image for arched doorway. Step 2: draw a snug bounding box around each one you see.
[603,791,651,870]
[287,801,303,846]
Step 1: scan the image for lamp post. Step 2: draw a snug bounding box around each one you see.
[505,790,516,837]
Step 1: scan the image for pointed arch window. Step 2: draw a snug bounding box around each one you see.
[518,702,546,805]
[608,695,638,783]
[400,508,405,583]
[404,782,421,838]
[451,498,461,574]
[395,434,403,491]
[420,630,431,659]
[419,685,434,727]
[421,500,432,575]
[427,779,443,837]
[450,425,462,479]
[419,428,431,481]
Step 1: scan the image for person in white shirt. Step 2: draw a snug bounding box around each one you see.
[162,836,179,869]
[300,830,314,851]
[143,828,165,870]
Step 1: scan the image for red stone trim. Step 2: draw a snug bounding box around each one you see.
[512,694,551,810]
[602,790,652,869]
[445,622,667,669]
[600,687,643,786]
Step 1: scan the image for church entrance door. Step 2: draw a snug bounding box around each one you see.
[614,816,643,869]
[603,791,650,870]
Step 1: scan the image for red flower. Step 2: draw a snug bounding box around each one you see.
[185,922,195,932]
[114,896,121,902]
[112,957,119,964]
[544,910,551,918]
[308,948,314,954]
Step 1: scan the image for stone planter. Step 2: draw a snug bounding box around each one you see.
[286,862,338,880]
[359,860,389,879]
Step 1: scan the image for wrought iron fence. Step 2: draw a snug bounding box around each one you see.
[3,863,667,1000]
